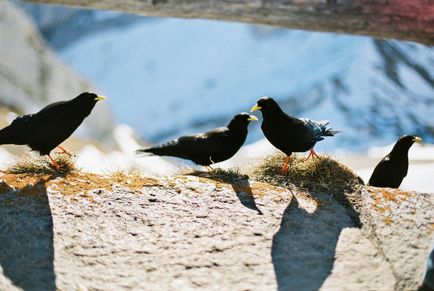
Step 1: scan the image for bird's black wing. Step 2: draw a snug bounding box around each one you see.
[277,115,317,142]
[30,100,70,123]
[167,127,232,155]
[0,114,34,144]
[139,127,233,160]
[0,101,72,146]
[368,155,406,188]
[368,157,391,186]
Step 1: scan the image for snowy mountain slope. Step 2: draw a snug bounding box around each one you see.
[24,7,433,151]
[59,20,366,144]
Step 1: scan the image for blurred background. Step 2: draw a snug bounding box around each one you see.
[0,0,433,191]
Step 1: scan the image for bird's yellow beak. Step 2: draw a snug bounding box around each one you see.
[94,95,107,101]
[248,115,258,121]
[414,136,422,143]
[250,104,262,112]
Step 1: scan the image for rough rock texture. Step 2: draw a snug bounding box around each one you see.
[321,228,396,291]
[0,172,432,290]
[23,0,434,45]
[0,1,113,139]
[360,187,434,290]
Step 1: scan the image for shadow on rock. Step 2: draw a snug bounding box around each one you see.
[0,176,56,290]
[231,180,263,215]
[272,193,358,291]
[191,170,263,215]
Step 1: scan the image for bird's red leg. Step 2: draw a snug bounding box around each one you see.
[47,154,61,171]
[281,156,291,175]
[307,148,319,159]
[57,146,73,156]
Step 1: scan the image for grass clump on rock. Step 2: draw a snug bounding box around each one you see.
[5,154,76,175]
[1,155,160,196]
[251,153,364,215]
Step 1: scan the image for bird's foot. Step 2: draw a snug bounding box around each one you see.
[280,156,291,175]
[47,155,62,171]
[205,165,213,173]
[56,146,74,157]
[306,148,319,160]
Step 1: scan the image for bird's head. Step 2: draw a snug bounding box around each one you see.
[228,112,258,130]
[398,135,422,145]
[76,92,107,104]
[250,96,280,115]
[393,135,422,152]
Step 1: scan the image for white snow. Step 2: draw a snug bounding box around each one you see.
[76,124,178,175]
[367,142,434,161]
[75,145,177,176]
[357,163,434,194]
[58,19,367,142]
[58,17,433,152]
[0,148,15,168]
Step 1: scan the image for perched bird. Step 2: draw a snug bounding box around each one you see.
[136,113,258,168]
[250,96,340,173]
[0,92,107,170]
[368,135,422,188]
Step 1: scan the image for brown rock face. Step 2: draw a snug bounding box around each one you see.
[0,169,432,290]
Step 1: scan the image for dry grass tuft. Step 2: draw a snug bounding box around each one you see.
[252,153,362,195]
[5,154,76,175]
[251,153,364,217]
[1,160,160,197]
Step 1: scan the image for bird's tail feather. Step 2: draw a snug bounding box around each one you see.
[0,126,16,145]
[0,114,31,145]
[135,148,156,156]
[135,145,176,156]
[323,129,341,136]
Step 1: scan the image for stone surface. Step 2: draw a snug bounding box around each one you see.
[23,0,434,45]
[0,175,293,290]
[0,173,432,290]
[360,187,434,290]
[321,227,396,291]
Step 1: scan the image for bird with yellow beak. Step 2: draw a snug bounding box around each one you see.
[369,135,422,188]
[0,92,107,170]
[251,96,340,174]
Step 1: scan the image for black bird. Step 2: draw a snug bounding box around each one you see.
[368,135,422,188]
[251,96,340,173]
[0,92,107,170]
[136,113,258,168]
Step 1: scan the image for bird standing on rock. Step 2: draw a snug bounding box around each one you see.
[136,113,258,168]
[368,135,422,188]
[0,92,107,170]
[250,96,340,173]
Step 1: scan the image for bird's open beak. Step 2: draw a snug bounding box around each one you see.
[248,115,258,121]
[250,104,262,112]
[414,136,422,143]
[94,95,107,101]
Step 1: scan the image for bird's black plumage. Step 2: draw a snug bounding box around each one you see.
[251,97,339,157]
[368,135,421,188]
[136,113,258,166]
[0,92,106,156]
